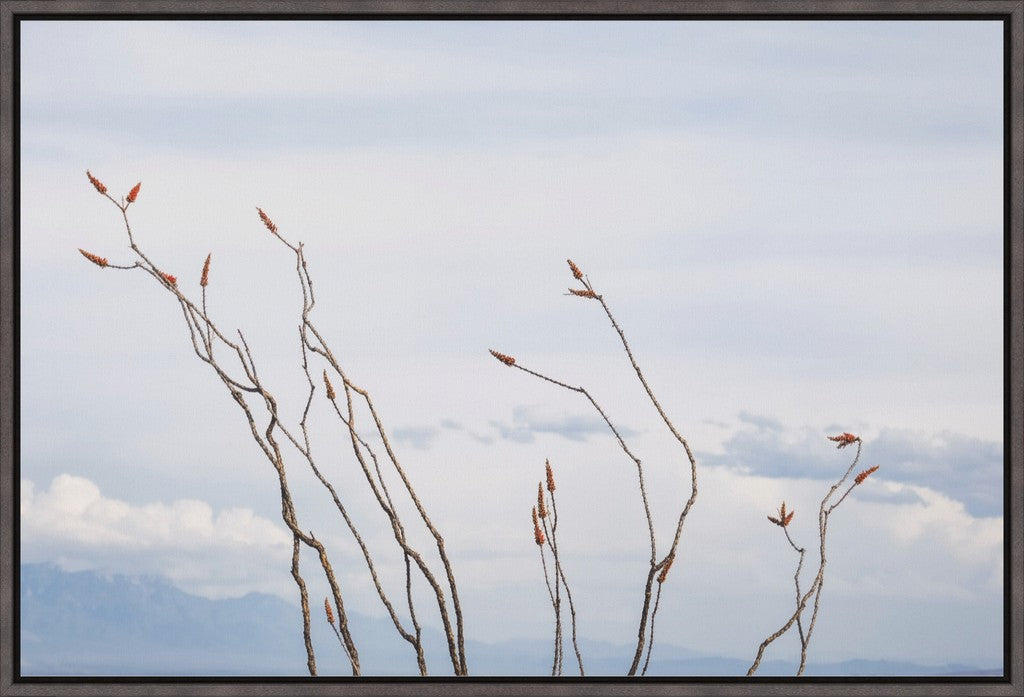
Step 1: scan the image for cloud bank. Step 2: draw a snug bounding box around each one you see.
[699,417,1003,516]
[20,474,293,599]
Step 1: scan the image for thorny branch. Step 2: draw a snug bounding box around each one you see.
[80,172,465,677]
[490,258,698,677]
[533,462,584,676]
[748,435,879,676]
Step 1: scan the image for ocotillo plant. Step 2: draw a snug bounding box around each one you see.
[746,432,880,676]
[490,258,699,676]
[531,460,583,676]
[78,172,466,677]
[78,173,884,677]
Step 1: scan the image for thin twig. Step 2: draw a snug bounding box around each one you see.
[641,582,663,676]
[493,263,697,676]
[548,486,584,676]
[747,438,866,676]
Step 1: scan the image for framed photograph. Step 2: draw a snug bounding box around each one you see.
[2,1,1021,696]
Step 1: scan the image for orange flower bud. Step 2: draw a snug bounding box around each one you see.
[545,459,556,492]
[488,349,516,366]
[256,207,278,234]
[200,253,211,287]
[567,258,583,280]
[78,248,108,268]
[568,288,598,298]
[162,272,177,286]
[537,482,547,519]
[855,465,880,485]
[324,597,335,625]
[127,182,141,203]
[86,170,107,194]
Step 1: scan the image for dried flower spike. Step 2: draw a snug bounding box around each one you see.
[256,207,278,234]
[324,597,335,625]
[657,556,675,584]
[568,288,598,299]
[162,272,177,286]
[323,370,336,401]
[200,253,211,287]
[86,170,107,195]
[532,507,545,546]
[827,432,859,448]
[126,182,141,203]
[537,482,548,519]
[855,465,880,485]
[489,349,516,366]
[545,459,556,493]
[567,258,584,280]
[78,248,108,268]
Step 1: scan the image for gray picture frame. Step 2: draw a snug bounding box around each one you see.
[1,1,1021,695]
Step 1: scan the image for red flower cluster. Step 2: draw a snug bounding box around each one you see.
[855,465,880,485]
[127,182,141,203]
[827,432,859,448]
[567,258,584,280]
[545,459,556,493]
[532,507,545,546]
[162,272,177,286]
[256,207,278,234]
[489,349,516,366]
[78,248,108,268]
[768,501,794,527]
[86,170,107,195]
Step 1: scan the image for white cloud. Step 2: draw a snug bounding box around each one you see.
[21,474,293,599]
[16,438,1003,667]
[857,482,1003,583]
[624,465,1002,664]
[650,466,1002,604]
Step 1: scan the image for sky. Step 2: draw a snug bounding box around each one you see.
[17,19,1005,674]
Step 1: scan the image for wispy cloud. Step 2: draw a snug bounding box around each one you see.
[699,417,1002,517]
[391,426,438,450]
[870,428,1003,517]
[438,418,494,445]
[736,411,783,432]
[20,21,1001,158]
[488,404,639,444]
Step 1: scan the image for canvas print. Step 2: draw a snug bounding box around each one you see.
[17,19,1004,677]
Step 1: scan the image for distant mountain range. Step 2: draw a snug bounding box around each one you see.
[19,563,1000,677]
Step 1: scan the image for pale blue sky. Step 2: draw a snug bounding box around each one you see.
[19,19,1004,673]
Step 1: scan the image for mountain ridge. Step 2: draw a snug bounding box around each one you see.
[19,563,1000,677]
